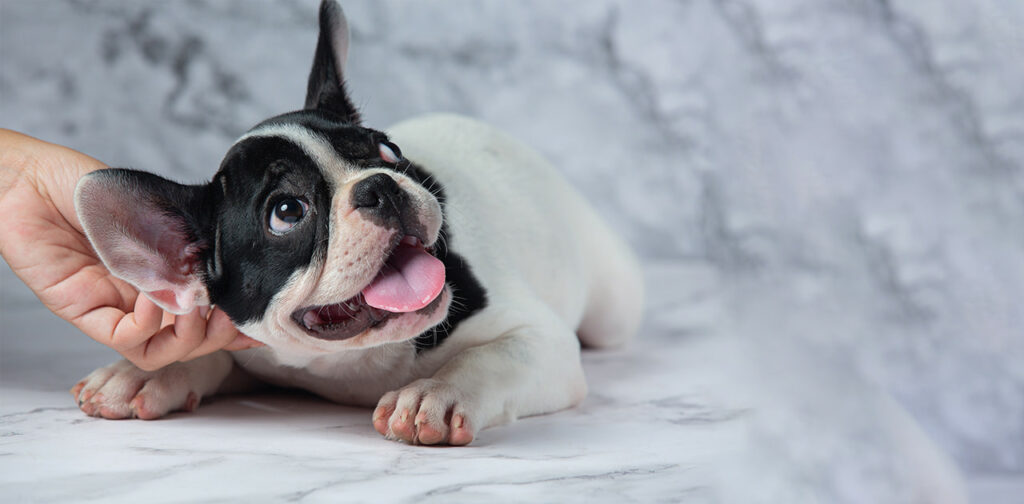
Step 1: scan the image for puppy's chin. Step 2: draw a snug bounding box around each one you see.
[241,286,451,354]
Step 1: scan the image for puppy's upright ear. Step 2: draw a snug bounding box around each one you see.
[75,169,211,315]
[304,0,360,123]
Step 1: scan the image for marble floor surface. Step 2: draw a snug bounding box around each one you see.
[0,263,987,503]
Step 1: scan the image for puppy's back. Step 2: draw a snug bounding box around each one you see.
[388,114,642,347]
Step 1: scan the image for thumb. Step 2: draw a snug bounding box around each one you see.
[224,333,265,351]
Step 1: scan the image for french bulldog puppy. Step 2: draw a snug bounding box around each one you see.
[71,0,643,445]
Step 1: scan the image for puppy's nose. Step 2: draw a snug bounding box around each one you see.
[351,173,403,215]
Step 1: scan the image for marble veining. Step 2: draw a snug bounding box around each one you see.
[2,0,1023,501]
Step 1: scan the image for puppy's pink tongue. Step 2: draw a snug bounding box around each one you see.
[362,245,446,312]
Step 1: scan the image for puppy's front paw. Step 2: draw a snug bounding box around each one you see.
[373,379,478,446]
[70,360,200,420]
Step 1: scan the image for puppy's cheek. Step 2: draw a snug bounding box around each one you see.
[234,321,272,347]
[406,189,443,244]
[387,172,442,243]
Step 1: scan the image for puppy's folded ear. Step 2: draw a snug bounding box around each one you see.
[304,0,360,123]
[75,169,211,315]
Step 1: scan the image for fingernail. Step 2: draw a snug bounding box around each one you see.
[453,415,463,429]
[198,306,210,318]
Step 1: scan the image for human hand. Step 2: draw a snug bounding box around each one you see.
[0,129,263,370]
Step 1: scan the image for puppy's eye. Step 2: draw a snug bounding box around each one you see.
[269,197,309,235]
[379,141,402,163]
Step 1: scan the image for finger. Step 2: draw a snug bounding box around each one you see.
[126,308,207,371]
[180,307,243,361]
[102,294,163,353]
[134,294,164,332]
[160,306,176,328]
[223,333,266,352]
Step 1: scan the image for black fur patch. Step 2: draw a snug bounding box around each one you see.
[304,0,360,123]
[396,160,489,352]
[204,137,331,324]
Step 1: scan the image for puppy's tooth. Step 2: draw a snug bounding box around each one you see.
[302,311,320,329]
[402,235,417,246]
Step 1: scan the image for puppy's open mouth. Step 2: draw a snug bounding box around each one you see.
[291,235,446,340]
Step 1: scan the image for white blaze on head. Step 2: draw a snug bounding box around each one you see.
[237,123,348,181]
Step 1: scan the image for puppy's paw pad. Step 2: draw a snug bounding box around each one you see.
[72,360,198,420]
[375,379,478,446]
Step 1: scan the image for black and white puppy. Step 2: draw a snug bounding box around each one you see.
[72,1,643,445]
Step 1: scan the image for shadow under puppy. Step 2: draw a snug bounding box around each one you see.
[72,0,643,445]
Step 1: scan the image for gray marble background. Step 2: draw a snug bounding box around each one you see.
[2,0,1022,486]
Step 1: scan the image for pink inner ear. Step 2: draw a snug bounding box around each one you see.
[380,143,400,163]
[75,172,209,315]
[99,208,208,314]
[149,289,188,314]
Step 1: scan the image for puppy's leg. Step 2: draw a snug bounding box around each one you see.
[71,351,242,420]
[374,307,587,445]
